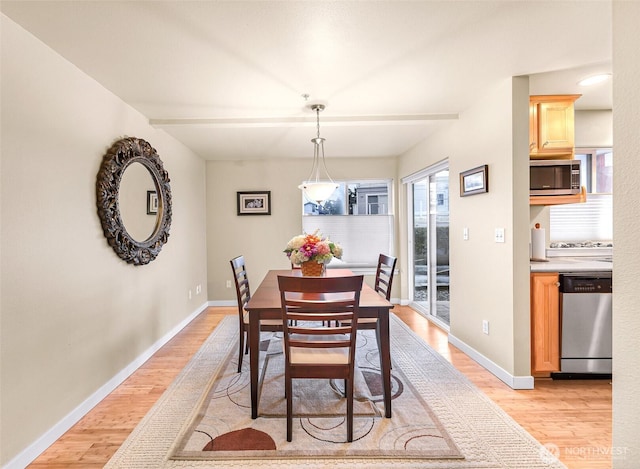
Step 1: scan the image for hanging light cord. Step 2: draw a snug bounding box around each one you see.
[306,104,334,184]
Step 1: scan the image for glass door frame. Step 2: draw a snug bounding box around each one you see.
[402,159,450,329]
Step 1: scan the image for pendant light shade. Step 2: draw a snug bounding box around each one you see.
[299,104,338,204]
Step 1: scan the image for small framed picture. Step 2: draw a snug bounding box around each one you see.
[237,191,271,216]
[147,190,158,215]
[460,165,489,197]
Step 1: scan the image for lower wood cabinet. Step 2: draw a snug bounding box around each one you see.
[530,272,560,376]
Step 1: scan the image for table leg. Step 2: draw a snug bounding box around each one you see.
[250,313,260,419]
[378,308,392,418]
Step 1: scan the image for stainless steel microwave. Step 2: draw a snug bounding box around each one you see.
[530,159,581,196]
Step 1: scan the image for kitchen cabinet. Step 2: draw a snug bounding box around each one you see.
[530,272,560,376]
[529,95,581,158]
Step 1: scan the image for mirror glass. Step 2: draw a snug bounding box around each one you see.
[119,162,158,242]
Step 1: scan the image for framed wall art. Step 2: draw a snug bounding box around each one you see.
[237,191,271,215]
[147,190,158,215]
[460,165,488,197]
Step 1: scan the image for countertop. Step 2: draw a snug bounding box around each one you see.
[530,256,612,273]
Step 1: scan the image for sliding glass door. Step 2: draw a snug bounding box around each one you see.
[405,161,450,327]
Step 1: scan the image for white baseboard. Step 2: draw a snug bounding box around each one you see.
[4,303,209,469]
[448,333,534,390]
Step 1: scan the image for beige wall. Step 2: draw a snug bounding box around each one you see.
[575,110,614,149]
[206,157,398,301]
[0,16,207,464]
[397,78,531,380]
[612,2,640,466]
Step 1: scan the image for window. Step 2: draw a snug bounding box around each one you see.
[302,179,393,268]
[575,148,613,194]
[550,148,613,242]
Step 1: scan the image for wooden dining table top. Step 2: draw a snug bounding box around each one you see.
[246,268,392,314]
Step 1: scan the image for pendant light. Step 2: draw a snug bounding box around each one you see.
[298,104,339,205]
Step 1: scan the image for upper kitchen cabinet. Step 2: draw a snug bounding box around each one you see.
[529,95,581,158]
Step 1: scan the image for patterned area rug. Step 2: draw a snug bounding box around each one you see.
[171,325,462,460]
[105,314,566,468]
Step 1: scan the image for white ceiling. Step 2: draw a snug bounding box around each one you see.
[1,1,612,161]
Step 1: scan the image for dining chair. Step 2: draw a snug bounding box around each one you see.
[374,253,397,302]
[277,274,364,442]
[229,255,283,373]
[339,254,397,348]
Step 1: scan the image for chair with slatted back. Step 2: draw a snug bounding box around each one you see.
[229,256,283,373]
[339,254,396,347]
[277,274,363,442]
[374,253,397,302]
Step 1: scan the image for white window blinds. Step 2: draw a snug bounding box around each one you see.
[550,194,613,242]
[302,215,394,267]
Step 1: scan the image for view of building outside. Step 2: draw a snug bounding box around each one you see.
[303,181,390,216]
[301,180,394,268]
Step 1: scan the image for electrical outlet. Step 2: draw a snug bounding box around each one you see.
[463,227,469,240]
[226,280,232,289]
[482,320,490,335]
[188,289,192,300]
[196,284,201,294]
[494,228,505,243]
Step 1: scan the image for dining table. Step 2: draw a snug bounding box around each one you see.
[244,268,393,419]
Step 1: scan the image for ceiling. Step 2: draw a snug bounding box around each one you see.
[1,1,612,161]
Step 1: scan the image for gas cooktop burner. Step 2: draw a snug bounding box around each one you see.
[550,241,613,248]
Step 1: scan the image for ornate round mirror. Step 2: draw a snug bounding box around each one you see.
[96,137,172,265]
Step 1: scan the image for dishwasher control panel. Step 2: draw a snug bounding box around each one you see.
[560,272,612,294]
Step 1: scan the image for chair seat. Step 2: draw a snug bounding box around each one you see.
[285,334,350,364]
[356,317,378,324]
[242,311,281,327]
[289,345,349,365]
[339,317,378,326]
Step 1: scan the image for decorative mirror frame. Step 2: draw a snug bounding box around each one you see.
[96,137,172,265]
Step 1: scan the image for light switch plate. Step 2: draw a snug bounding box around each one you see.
[463,227,469,240]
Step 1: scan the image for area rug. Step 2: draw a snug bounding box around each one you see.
[171,324,462,460]
[105,314,566,469]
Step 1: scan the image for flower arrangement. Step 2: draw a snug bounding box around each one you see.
[284,230,343,265]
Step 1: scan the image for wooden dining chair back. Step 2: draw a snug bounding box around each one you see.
[277,274,364,442]
[229,256,282,373]
[343,254,396,331]
[374,253,397,301]
[337,254,396,361]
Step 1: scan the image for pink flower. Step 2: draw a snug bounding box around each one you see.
[315,243,330,255]
[301,243,317,256]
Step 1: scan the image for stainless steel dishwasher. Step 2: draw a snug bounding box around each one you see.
[558,272,612,376]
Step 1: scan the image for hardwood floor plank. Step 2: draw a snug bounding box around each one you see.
[27,306,612,468]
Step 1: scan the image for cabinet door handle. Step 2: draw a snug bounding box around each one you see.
[555,282,560,287]
[530,142,536,149]
[542,141,549,147]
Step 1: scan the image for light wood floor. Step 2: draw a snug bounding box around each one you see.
[27,306,612,469]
